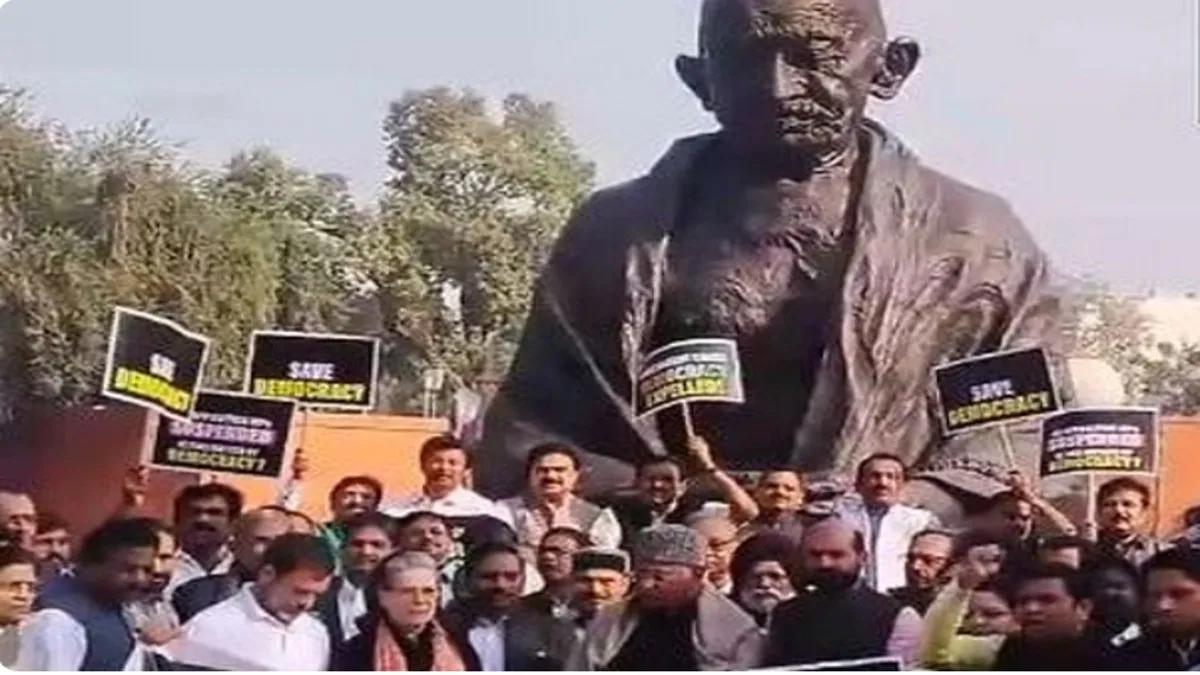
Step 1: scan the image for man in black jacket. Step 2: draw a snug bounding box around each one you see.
[763,518,921,668]
[1110,547,1200,669]
[314,513,397,646]
[888,528,953,614]
[522,527,590,622]
[440,541,576,670]
[993,562,1113,670]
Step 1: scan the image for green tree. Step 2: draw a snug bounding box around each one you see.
[209,148,366,331]
[0,92,363,419]
[1136,342,1200,415]
[373,87,594,401]
[1063,279,1200,414]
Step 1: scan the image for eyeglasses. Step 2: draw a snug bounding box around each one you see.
[708,538,738,553]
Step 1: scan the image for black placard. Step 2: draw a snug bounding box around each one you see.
[635,338,745,418]
[245,331,379,410]
[1040,408,1159,477]
[150,391,296,479]
[102,307,210,421]
[934,348,1061,436]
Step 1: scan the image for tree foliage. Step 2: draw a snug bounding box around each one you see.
[0,89,362,420]
[372,87,594,396]
[1063,278,1200,415]
[0,85,595,419]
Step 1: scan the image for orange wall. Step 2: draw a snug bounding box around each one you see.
[0,405,195,543]
[1157,417,1200,536]
[221,412,445,521]
[10,405,1197,538]
[0,406,446,538]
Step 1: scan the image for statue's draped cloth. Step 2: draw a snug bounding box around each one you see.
[480,121,1062,500]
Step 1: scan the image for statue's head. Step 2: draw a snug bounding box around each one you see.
[677,0,920,164]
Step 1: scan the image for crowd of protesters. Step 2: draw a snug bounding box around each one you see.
[0,433,1198,671]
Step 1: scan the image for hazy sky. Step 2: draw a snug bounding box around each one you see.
[0,0,1197,292]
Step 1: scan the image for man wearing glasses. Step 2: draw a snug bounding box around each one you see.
[687,510,740,596]
[889,529,954,614]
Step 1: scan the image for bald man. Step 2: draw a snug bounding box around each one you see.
[0,493,37,551]
[763,519,921,667]
[480,0,1064,523]
[171,507,291,623]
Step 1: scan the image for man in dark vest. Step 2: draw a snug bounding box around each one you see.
[568,524,761,670]
[18,518,159,670]
[763,518,921,668]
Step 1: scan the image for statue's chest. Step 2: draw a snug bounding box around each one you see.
[655,204,851,347]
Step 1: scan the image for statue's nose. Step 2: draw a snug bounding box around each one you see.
[768,51,801,101]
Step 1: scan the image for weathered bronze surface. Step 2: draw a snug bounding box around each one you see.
[479,0,1063,511]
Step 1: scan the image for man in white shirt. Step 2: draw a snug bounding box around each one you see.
[167,533,334,670]
[18,518,160,671]
[838,453,939,592]
[385,434,511,525]
[0,545,37,667]
[164,483,243,597]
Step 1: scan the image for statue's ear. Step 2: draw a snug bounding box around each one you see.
[675,55,713,111]
[870,37,920,101]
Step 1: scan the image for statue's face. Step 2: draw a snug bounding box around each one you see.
[699,0,885,161]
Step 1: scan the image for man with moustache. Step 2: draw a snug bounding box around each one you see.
[123,521,182,651]
[524,527,591,621]
[0,492,37,553]
[748,470,807,537]
[1095,477,1168,568]
[165,483,244,597]
[839,454,939,592]
[500,444,622,559]
[763,518,922,667]
[440,541,576,670]
[480,0,1066,526]
[320,476,385,557]
[570,548,632,627]
[607,436,758,542]
[386,435,510,525]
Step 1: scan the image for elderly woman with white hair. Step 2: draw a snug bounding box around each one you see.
[334,551,467,671]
